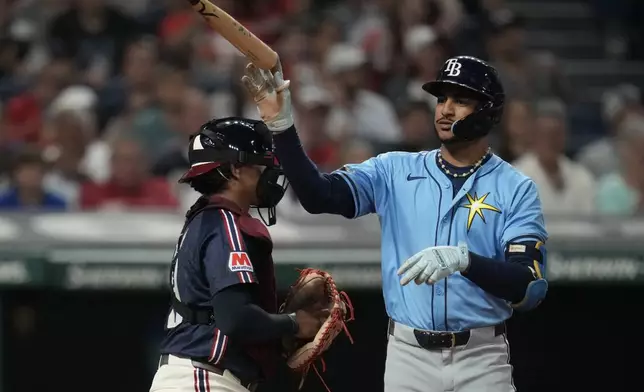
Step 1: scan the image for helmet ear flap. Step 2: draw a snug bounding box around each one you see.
[451,101,499,141]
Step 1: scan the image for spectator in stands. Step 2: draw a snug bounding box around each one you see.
[387,100,440,153]
[494,98,533,163]
[41,107,109,208]
[151,88,210,179]
[577,84,643,179]
[385,25,447,111]
[590,0,644,60]
[338,139,375,166]
[0,105,11,178]
[485,9,571,102]
[309,15,343,69]
[514,99,596,216]
[46,85,110,180]
[80,138,178,211]
[324,43,402,145]
[104,65,196,163]
[97,37,159,131]
[277,16,341,107]
[47,0,142,89]
[393,0,465,40]
[274,25,311,96]
[3,58,72,145]
[596,113,644,216]
[151,85,211,212]
[454,0,508,59]
[344,0,393,77]
[292,84,338,172]
[0,148,67,210]
[0,36,29,102]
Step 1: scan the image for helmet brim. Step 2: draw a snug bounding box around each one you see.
[178,162,222,183]
[422,80,493,101]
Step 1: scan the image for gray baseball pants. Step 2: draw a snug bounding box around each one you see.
[384,321,516,392]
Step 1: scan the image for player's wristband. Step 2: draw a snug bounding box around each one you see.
[287,312,299,334]
[265,114,294,134]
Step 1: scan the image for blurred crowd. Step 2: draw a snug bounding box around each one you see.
[0,0,643,217]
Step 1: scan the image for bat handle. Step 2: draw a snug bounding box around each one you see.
[269,58,290,92]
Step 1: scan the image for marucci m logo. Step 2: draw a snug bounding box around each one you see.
[228,252,253,273]
[445,59,462,77]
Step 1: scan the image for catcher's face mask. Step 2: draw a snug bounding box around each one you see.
[251,153,288,226]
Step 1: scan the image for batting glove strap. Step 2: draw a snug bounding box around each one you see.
[264,113,294,134]
[456,242,470,272]
[264,71,294,134]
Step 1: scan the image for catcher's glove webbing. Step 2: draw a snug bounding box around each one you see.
[279,268,355,391]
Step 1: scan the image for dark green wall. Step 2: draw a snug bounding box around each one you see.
[2,286,640,392]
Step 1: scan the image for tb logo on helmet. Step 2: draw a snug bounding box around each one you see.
[445,58,462,77]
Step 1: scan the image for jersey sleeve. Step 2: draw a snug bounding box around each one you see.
[501,179,548,249]
[203,209,258,296]
[332,154,389,218]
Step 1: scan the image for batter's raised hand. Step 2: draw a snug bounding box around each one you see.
[241,61,294,134]
[397,242,471,285]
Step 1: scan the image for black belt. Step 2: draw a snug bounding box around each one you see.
[388,319,506,349]
[159,354,258,392]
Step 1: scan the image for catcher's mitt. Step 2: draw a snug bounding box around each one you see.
[279,268,354,390]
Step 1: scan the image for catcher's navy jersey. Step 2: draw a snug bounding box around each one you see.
[159,200,278,382]
[334,150,548,331]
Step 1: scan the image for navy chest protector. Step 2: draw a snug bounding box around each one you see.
[169,200,274,326]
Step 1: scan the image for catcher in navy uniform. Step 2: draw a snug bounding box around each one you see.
[149,117,328,392]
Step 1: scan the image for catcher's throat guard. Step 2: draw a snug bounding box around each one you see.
[279,268,355,391]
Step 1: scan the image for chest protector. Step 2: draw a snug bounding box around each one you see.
[170,196,280,376]
[170,196,277,324]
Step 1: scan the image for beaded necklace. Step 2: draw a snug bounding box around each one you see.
[437,147,492,178]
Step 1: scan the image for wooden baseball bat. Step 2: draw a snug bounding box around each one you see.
[186,0,279,71]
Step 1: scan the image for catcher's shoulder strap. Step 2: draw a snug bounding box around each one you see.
[170,293,214,325]
[169,198,234,326]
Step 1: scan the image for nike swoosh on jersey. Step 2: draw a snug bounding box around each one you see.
[406,174,427,181]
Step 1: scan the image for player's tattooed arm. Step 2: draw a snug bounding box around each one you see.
[462,240,546,306]
[272,126,356,217]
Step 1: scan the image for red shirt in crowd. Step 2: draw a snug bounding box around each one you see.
[3,93,42,144]
[80,178,179,210]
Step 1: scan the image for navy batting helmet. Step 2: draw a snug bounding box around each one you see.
[178,117,279,184]
[423,56,505,140]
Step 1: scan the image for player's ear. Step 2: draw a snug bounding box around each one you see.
[229,164,243,181]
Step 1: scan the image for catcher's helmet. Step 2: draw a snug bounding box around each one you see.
[179,117,287,226]
[423,56,505,140]
[178,117,278,183]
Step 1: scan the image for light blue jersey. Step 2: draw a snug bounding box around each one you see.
[334,150,548,332]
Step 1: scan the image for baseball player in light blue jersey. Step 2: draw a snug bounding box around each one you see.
[240,55,548,392]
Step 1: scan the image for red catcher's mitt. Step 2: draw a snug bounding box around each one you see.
[279,268,354,391]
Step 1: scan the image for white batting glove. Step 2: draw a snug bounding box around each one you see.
[240,62,294,133]
[397,242,470,285]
